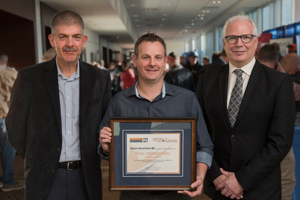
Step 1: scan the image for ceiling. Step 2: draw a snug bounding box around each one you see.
[41,0,272,50]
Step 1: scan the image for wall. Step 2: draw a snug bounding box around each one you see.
[0,0,35,21]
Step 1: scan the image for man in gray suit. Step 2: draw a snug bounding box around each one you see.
[6,10,111,200]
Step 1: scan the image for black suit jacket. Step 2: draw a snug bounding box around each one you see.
[196,60,295,199]
[6,58,111,200]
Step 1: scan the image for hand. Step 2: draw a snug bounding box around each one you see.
[178,162,207,197]
[99,127,112,153]
[218,168,244,199]
[213,174,227,191]
[177,176,204,197]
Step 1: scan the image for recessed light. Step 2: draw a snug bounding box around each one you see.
[191,23,195,26]
[217,1,221,3]
[213,1,216,3]
[131,4,137,7]
[207,10,210,13]
[162,18,166,21]
[203,11,206,13]
[163,14,167,16]
[134,15,138,17]
[117,36,119,39]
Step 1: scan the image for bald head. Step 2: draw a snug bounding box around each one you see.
[281,53,300,74]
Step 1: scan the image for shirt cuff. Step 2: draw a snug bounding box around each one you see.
[196,151,212,168]
[98,144,109,160]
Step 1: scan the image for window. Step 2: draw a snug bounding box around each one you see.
[282,0,292,25]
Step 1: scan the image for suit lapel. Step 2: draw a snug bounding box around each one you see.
[79,61,95,130]
[218,65,231,128]
[234,61,262,127]
[43,59,62,137]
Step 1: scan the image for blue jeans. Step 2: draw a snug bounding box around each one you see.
[0,118,16,185]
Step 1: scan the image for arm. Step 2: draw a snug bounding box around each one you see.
[5,70,30,159]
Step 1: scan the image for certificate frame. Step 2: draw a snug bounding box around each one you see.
[109,117,196,191]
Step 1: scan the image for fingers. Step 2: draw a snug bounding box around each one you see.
[177,179,203,197]
[220,168,229,176]
[99,127,112,150]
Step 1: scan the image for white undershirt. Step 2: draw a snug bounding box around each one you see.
[227,57,256,108]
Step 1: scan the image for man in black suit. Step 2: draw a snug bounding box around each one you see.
[196,15,295,199]
[6,10,111,200]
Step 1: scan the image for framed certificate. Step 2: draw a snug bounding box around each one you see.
[109,117,196,190]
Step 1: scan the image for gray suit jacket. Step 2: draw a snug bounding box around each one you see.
[6,57,111,199]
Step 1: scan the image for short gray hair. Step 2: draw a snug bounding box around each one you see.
[51,10,84,35]
[223,15,258,37]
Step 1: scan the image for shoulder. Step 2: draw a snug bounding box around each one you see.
[81,61,110,78]
[166,82,196,97]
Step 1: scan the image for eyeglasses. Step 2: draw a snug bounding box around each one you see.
[224,34,257,44]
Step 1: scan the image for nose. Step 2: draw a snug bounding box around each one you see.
[149,57,156,66]
[235,37,243,46]
[66,37,74,46]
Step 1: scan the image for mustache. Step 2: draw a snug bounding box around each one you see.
[63,48,78,52]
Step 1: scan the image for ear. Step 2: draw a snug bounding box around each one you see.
[132,54,138,67]
[48,34,56,48]
[82,35,88,47]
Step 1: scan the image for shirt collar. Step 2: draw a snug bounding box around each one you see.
[134,81,166,99]
[229,57,255,76]
[56,58,80,80]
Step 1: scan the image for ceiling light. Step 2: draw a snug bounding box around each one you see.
[184,29,188,32]
[217,1,221,3]
[135,19,139,22]
[191,23,195,26]
[213,1,216,3]
[198,14,201,17]
[117,36,119,39]
[163,14,167,16]
[131,4,137,7]
[201,17,204,20]
[134,15,138,17]
[202,14,205,17]
[203,11,206,13]
[160,24,164,26]
[207,10,210,13]
[162,18,166,21]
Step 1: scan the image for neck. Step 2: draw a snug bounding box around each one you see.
[57,59,78,78]
[137,81,163,102]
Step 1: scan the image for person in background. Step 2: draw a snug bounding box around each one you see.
[108,61,122,96]
[202,56,209,67]
[0,52,23,192]
[120,59,135,90]
[6,10,111,199]
[197,15,295,200]
[281,53,300,127]
[211,51,221,62]
[164,52,195,91]
[98,59,106,69]
[42,47,56,62]
[184,50,203,87]
[257,44,296,200]
[180,55,186,66]
[99,32,214,200]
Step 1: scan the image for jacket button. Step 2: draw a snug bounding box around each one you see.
[57,148,60,152]
[231,134,234,137]
[52,169,55,173]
